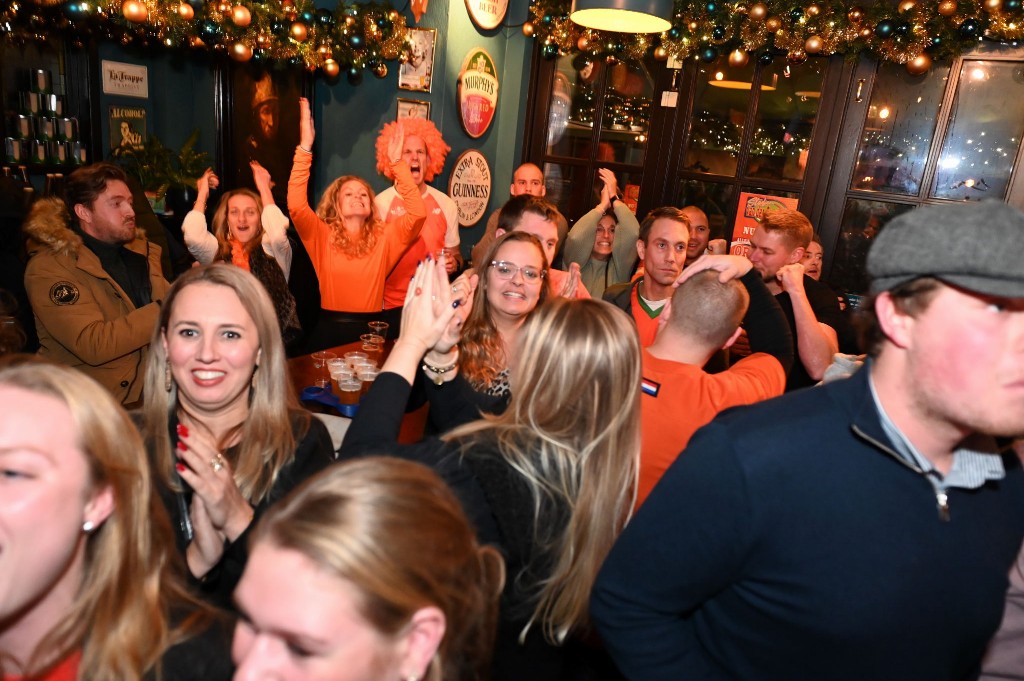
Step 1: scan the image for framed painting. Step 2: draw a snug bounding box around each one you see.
[398,27,436,93]
[216,63,311,209]
[397,98,431,121]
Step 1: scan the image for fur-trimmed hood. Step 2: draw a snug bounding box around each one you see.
[23,197,147,258]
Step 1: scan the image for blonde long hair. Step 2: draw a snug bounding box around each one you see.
[253,457,505,681]
[210,188,265,261]
[142,264,308,504]
[315,175,382,258]
[0,360,211,681]
[446,298,641,644]
[459,231,549,390]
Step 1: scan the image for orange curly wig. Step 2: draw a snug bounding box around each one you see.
[375,118,450,182]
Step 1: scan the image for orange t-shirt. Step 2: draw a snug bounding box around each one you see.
[637,350,785,508]
[7,651,81,681]
[631,285,662,347]
[380,188,453,309]
[287,149,424,312]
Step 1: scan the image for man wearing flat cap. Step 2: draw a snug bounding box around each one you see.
[591,200,1024,680]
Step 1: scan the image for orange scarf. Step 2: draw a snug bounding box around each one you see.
[230,239,250,272]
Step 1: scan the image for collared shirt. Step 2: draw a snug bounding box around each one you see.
[868,374,1005,492]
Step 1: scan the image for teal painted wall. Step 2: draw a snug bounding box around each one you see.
[91,0,534,258]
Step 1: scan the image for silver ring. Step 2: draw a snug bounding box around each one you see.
[210,455,225,473]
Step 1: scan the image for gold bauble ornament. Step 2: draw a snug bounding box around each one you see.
[765,16,782,31]
[749,2,768,20]
[323,58,340,77]
[318,44,331,56]
[859,25,873,38]
[121,0,148,23]
[177,2,193,19]
[373,62,388,78]
[578,35,590,50]
[984,0,1002,10]
[257,33,271,48]
[848,7,864,22]
[654,45,669,60]
[805,35,823,53]
[788,48,807,64]
[897,0,916,12]
[230,41,253,62]
[216,2,229,12]
[807,4,821,16]
[345,15,355,26]
[937,0,957,16]
[231,5,251,26]
[290,21,308,41]
[522,21,535,36]
[906,52,932,74]
[728,48,749,67]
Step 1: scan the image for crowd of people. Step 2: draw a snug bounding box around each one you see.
[3,99,1024,681]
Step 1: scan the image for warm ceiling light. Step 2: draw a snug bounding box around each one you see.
[708,81,777,90]
[795,90,820,98]
[570,0,672,33]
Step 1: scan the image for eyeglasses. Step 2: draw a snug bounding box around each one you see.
[490,260,545,283]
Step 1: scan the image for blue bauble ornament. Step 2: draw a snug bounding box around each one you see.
[347,66,363,85]
[271,19,287,35]
[300,10,314,22]
[317,9,334,25]
[959,18,980,37]
[199,20,221,41]
[700,45,718,62]
[542,43,559,59]
[349,33,364,48]
[668,26,681,39]
[1007,0,1022,10]
[64,2,89,17]
[790,7,803,21]
[712,24,726,39]
[705,1,717,11]
[758,50,774,65]
[895,21,911,35]
[874,19,895,38]
[542,13,553,23]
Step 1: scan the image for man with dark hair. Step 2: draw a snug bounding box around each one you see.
[636,254,792,506]
[602,206,689,346]
[23,162,170,405]
[493,194,589,299]
[470,162,568,267]
[681,205,726,267]
[743,207,844,390]
[592,200,1024,680]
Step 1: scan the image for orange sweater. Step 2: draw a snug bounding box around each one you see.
[287,149,425,312]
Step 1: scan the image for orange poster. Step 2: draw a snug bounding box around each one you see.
[729,193,799,258]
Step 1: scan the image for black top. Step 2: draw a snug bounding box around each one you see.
[152,411,335,610]
[776,274,847,391]
[78,227,153,307]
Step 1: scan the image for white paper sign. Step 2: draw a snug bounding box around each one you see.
[101,60,149,99]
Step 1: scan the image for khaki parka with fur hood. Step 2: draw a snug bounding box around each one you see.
[23,197,170,405]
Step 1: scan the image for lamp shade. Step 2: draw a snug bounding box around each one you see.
[570,0,673,33]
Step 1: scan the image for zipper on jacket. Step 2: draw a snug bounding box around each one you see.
[853,425,952,523]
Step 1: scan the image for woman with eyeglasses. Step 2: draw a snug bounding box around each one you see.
[458,231,549,399]
[340,258,640,681]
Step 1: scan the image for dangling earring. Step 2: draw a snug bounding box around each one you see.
[165,360,173,392]
[83,520,95,533]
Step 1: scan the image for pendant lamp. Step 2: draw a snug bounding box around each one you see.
[569,0,673,33]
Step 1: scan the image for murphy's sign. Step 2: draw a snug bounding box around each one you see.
[457,49,499,139]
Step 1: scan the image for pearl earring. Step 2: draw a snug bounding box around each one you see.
[83,520,95,533]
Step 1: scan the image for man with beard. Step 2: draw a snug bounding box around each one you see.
[603,207,689,347]
[593,200,1024,680]
[23,162,170,405]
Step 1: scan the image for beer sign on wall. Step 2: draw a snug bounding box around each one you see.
[457,48,499,139]
[448,150,491,227]
[465,0,508,30]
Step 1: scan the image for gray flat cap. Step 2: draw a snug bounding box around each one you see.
[867,200,1024,297]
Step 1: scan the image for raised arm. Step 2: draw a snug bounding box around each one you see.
[252,160,293,279]
[287,98,323,250]
[181,167,219,265]
[381,130,426,266]
[777,263,838,381]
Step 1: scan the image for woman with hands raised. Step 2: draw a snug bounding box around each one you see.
[140,264,335,608]
[340,254,641,681]
[182,162,301,345]
[288,96,426,349]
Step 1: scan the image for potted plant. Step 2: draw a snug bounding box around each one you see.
[111,129,211,215]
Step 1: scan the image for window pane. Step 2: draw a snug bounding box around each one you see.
[684,61,756,176]
[676,178,737,241]
[543,162,587,222]
[828,198,914,297]
[851,62,950,196]
[598,61,653,165]
[547,56,593,159]
[746,58,826,182]
[931,60,1024,201]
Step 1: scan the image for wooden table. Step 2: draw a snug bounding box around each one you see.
[288,340,428,445]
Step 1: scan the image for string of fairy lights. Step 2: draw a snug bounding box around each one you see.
[1,0,1024,79]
